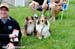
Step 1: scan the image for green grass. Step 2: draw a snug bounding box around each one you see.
[9,0,75,49]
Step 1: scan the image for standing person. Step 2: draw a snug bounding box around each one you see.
[0,4,22,49]
[29,0,48,17]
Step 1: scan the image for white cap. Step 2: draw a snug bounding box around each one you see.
[0,3,9,9]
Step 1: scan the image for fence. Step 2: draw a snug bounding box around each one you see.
[0,0,32,7]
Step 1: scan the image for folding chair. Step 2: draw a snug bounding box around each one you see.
[61,0,69,21]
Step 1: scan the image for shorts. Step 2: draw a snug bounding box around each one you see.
[37,5,48,11]
[33,0,44,5]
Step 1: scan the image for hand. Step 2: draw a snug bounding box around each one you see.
[42,4,45,8]
[7,43,15,49]
[9,34,16,38]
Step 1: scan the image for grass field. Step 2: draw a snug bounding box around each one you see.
[9,0,75,49]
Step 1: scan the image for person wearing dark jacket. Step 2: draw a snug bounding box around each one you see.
[0,3,22,49]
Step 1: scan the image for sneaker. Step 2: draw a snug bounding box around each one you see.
[41,14,45,17]
[34,14,38,19]
[50,16,55,22]
[53,17,55,22]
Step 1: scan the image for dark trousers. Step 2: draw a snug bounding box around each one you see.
[0,43,2,49]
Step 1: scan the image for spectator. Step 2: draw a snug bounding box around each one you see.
[48,0,63,22]
[0,3,22,49]
[29,0,48,17]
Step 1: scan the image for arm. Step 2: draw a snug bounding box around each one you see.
[0,34,9,37]
[43,0,47,4]
[42,0,47,6]
[42,0,48,8]
[0,26,10,38]
[13,20,22,42]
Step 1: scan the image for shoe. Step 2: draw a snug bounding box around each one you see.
[34,14,38,19]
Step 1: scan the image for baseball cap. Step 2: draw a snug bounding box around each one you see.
[0,3,9,11]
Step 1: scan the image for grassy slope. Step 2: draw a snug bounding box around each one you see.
[9,0,75,49]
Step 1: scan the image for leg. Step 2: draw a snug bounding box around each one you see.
[0,43,2,49]
[50,3,61,22]
[41,3,48,16]
[7,43,15,49]
[44,32,50,38]
[50,3,56,22]
[55,6,61,17]
[29,1,39,17]
[37,32,42,39]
